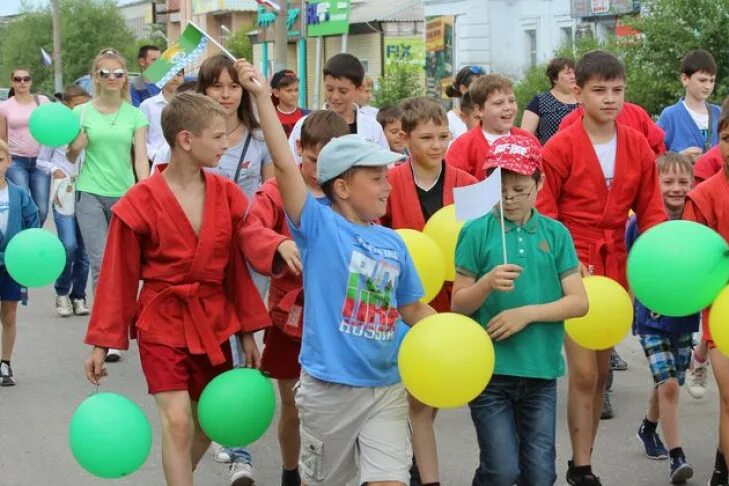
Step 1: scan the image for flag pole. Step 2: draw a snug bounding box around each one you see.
[187,21,261,86]
[498,194,508,265]
[189,21,237,61]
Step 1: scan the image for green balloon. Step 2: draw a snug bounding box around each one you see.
[69,393,152,479]
[627,220,729,316]
[5,229,66,287]
[29,102,80,147]
[198,368,276,447]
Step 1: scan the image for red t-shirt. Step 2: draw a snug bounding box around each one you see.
[276,108,306,138]
[694,146,724,183]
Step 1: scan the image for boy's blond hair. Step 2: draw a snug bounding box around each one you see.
[161,92,227,148]
[469,74,513,107]
[656,152,693,177]
[399,97,448,134]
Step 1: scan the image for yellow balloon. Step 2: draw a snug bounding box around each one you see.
[398,313,494,408]
[710,285,729,357]
[396,229,446,303]
[423,205,464,281]
[565,276,633,350]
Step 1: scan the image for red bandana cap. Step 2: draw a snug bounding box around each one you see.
[483,135,542,176]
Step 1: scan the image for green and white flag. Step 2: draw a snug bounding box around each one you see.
[144,22,234,89]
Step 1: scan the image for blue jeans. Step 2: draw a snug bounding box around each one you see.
[469,375,557,486]
[52,208,89,299]
[7,156,51,226]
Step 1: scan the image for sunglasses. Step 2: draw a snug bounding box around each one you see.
[98,69,126,80]
[13,76,31,83]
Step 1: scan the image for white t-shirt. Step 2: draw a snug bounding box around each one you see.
[683,100,710,144]
[483,131,508,145]
[682,100,709,131]
[288,106,389,164]
[594,136,617,188]
[37,145,81,177]
[139,92,170,164]
[448,110,468,140]
[0,186,9,237]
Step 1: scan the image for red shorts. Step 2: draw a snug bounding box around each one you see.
[702,309,717,349]
[261,325,301,380]
[137,332,233,401]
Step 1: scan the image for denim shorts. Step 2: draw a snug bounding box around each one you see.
[0,268,23,302]
[639,333,693,386]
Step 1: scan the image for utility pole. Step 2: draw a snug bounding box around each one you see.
[51,0,63,94]
[273,1,289,73]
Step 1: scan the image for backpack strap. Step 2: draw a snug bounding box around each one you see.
[232,133,253,183]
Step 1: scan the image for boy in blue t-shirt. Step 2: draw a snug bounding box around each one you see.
[452,135,588,486]
[657,49,721,161]
[237,61,437,486]
[626,152,698,483]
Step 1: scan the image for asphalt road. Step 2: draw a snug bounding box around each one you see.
[0,284,721,485]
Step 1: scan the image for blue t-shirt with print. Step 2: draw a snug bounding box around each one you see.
[288,193,424,387]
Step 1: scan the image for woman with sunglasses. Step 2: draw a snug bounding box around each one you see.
[67,48,149,363]
[0,68,51,224]
[445,65,485,141]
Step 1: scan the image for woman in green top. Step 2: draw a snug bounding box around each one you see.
[68,48,148,361]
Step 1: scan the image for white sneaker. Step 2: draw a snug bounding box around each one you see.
[214,445,233,463]
[72,298,90,316]
[55,296,73,317]
[229,462,254,486]
[687,355,708,399]
[105,349,122,363]
[0,362,15,386]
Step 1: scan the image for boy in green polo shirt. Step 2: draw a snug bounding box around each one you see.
[452,134,589,486]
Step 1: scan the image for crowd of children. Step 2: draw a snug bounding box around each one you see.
[1,37,728,486]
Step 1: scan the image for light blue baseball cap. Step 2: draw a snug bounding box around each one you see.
[316,134,407,184]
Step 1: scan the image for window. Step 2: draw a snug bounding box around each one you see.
[525,29,537,68]
[561,26,573,43]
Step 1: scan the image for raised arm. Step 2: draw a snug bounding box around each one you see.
[236,60,307,226]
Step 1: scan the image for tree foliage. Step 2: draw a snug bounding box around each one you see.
[620,0,729,115]
[0,0,136,95]
[227,25,254,60]
[513,0,729,119]
[373,61,424,108]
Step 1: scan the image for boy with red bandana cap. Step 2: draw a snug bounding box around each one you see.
[453,134,588,486]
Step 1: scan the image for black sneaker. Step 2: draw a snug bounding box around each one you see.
[601,392,614,420]
[567,462,602,486]
[610,350,628,370]
[636,423,668,459]
[569,474,603,486]
[710,469,729,486]
[669,455,692,484]
[0,362,15,386]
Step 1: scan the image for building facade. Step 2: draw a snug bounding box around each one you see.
[425,0,577,80]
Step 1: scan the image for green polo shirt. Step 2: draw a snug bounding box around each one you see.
[455,208,579,379]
